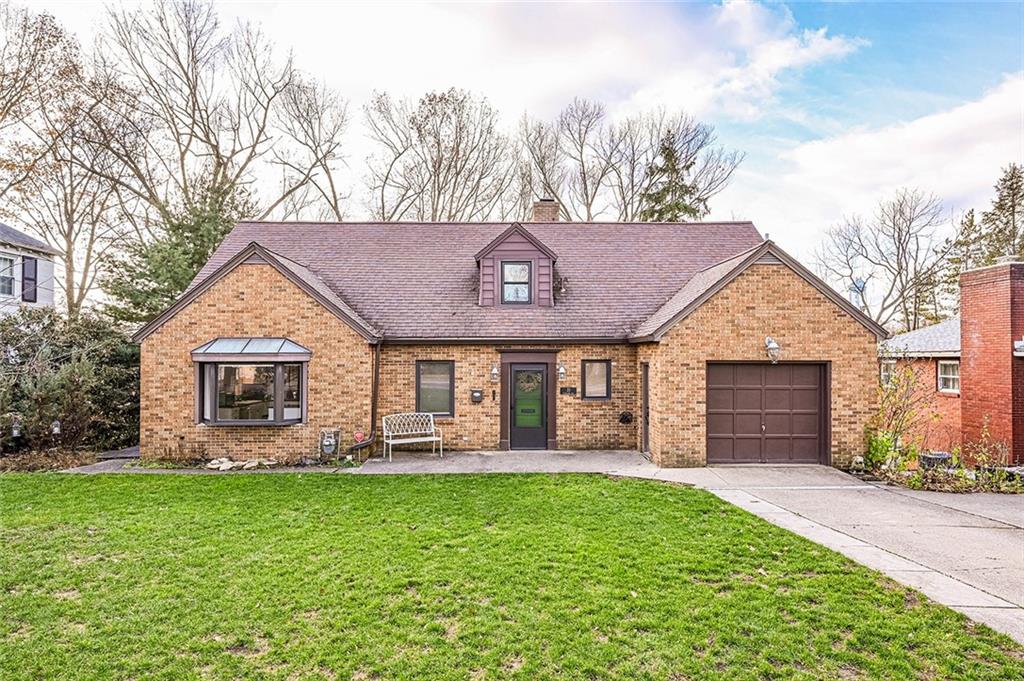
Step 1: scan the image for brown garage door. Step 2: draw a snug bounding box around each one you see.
[707,363,826,464]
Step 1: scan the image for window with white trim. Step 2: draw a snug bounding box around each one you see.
[937,360,960,394]
[0,255,14,297]
[880,360,896,387]
[501,261,532,304]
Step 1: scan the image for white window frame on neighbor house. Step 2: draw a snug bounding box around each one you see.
[937,360,960,394]
[880,360,896,387]
[0,254,14,297]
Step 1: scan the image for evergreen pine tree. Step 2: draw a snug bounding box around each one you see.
[102,186,253,323]
[980,163,1024,262]
[638,131,706,221]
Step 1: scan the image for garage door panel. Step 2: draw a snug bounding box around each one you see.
[792,414,819,435]
[734,438,762,460]
[735,388,762,410]
[793,388,820,410]
[792,438,820,461]
[707,438,734,460]
[707,388,734,410]
[764,413,791,435]
[764,388,791,409]
[735,413,762,434]
[764,437,792,461]
[765,364,791,385]
[707,363,825,464]
[707,413,734,435]
[735,365,763,386]
[792,364,820,385]
[707,364,734,385]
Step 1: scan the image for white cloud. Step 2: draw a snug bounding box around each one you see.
[41,0,860,122]
[711,74,1024,257]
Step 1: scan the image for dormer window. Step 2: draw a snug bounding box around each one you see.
[501,261,532,304]
[475,223,556,308]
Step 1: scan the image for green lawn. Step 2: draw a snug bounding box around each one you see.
[1,474,1021,680]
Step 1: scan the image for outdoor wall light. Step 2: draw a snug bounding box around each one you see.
[765,336,781,364]
[490,363,500,383]
[51,420,61,435]
[557,361,567,381]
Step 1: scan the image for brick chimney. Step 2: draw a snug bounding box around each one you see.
[531,198,560,222]
[959,256,1024,463]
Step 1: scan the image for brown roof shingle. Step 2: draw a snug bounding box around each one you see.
[189,221,765,340]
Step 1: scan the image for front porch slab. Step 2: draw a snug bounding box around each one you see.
[355,449,658,476]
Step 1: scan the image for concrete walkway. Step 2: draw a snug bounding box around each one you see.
[62,450,1023,643]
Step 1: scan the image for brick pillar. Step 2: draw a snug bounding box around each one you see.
[531,198,560,222]
[959,259,1024,464]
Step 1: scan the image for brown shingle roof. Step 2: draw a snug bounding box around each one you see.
[188,221,765,341]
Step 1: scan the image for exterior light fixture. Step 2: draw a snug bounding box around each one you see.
[490,363,500,383]
[557,361,567,381]
[765,336,781,364]
[51,420,61,435]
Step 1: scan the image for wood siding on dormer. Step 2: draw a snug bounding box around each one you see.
[478,231,553,307]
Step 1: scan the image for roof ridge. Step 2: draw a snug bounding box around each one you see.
[232,220,759,227]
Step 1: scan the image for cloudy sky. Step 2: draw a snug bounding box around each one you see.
[36,0,1024,258]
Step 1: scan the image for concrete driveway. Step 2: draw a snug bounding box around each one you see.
[682,466,1024,644]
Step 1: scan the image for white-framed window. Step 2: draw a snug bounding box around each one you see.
[0,255,14,297]
[500,261,532,304]
[880,360,896,387]
[937,360,960,394]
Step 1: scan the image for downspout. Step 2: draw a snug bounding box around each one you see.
[347,341,381,461]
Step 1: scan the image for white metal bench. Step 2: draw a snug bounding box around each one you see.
[381,413,443,461]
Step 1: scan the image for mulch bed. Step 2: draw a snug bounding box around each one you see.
[0,450,97,472]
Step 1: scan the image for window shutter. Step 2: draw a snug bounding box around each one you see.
[21,257,37,303]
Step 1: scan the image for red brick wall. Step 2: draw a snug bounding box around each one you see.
[883,358,961,453]
[960,263,1024,463]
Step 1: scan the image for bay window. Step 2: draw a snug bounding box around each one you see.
[193,338,309,425]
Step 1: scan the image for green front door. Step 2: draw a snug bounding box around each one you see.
[510,364,547,449]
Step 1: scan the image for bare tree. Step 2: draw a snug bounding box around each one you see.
[365,89,518,221]
[74,0,349,229]
[0,3,78,200]
[520,101,743,221]
[816,189,958,332]
[7,93,130,318]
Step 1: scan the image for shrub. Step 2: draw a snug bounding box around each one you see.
[0,308,138,454]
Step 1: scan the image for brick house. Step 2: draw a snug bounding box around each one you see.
[132,202,888,467]
[881,258,1024,464]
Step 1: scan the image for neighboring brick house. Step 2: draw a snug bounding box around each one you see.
[0,222,59,317]
[881,258,1024,464]
[133,202,887,467]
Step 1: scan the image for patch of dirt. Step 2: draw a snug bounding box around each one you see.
[53,588,80,601]
[0,450,96,472]
[227,634,269,658]
[837,664,863,679]
[6,622,31,640]
[903,590,921,609]
[502,655,524,672]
